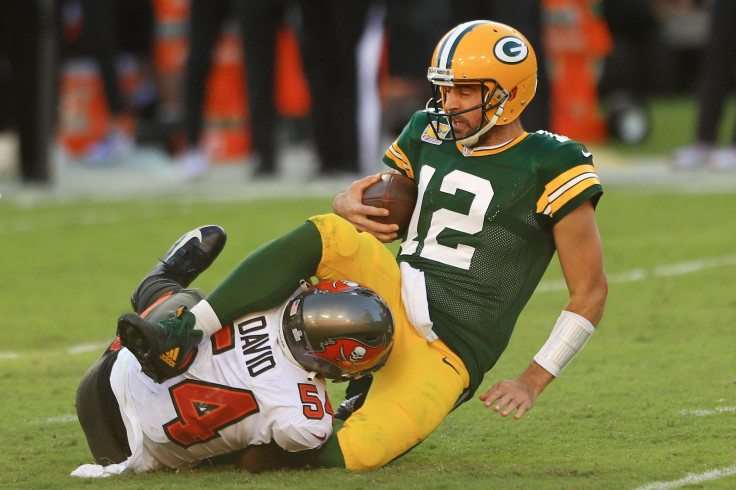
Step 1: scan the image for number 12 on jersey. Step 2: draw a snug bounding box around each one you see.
[400,165,494,270]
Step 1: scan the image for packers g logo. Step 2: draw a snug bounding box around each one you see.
[493,36,528,64]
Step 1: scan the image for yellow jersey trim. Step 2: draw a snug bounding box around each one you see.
[536,164,600,217]
[385,141,415,179]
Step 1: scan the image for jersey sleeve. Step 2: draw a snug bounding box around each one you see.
[382,111,427,179]
[271,409,333,452]
[536,139,603,222]
[259,378,334,452]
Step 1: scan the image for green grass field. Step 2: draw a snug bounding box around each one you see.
[2,96,736,488]
[3,190,735,489]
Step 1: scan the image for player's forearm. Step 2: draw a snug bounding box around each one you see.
[564,275,608,327]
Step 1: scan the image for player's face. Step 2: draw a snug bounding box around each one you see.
[443,83,485,138]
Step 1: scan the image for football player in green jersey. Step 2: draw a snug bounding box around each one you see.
[117,20,607,471]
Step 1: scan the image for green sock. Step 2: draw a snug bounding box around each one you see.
[206,221,322,325]
[316,419,346,468]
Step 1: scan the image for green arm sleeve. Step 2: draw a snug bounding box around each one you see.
[206,220,322,325]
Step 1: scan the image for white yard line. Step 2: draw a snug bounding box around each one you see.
[681,406,736,416]
[0,207,175,236]
[634,463,736,490]
[0,341,112,362]
[28,415,78,424]
[535,254,736,293]
[66,341,114,355]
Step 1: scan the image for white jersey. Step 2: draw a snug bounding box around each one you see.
[109,300,334,472]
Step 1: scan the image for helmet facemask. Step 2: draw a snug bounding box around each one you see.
[425,70,510,147]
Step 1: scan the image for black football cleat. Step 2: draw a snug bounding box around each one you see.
[117,307,203,383]
[131,225,226,311]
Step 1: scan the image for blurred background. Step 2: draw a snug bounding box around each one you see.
[0,0,734,198]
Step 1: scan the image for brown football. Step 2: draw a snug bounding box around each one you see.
[362,173,418,237]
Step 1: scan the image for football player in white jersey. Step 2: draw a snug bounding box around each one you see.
[73,226,393,477]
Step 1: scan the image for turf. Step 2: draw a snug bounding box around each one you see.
[2,187,736,489]
[3,94,736,488]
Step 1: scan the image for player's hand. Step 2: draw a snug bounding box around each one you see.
[333,173,400,243]
[478,362,554,419]
[479,378,538,419]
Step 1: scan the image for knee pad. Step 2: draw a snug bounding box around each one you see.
[131,277,181,315]
[141,288,205,321]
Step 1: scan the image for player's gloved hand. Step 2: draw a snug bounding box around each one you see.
[117,307,203,383]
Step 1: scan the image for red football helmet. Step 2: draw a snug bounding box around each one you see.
[279,281,394,380]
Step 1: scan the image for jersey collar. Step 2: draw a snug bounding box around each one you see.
[456,132,529,157]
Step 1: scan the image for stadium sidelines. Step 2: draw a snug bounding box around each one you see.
[2,143,736,204]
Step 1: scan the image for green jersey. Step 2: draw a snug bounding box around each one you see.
[383,111,603,396]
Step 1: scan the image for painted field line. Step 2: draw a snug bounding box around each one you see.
[0,206,178,236]
[634,463,736,490]
[681,406,736,416]
[66,341,113,355]
[536,254,736,293]
[0,340,111,362]
[28,415,78,424]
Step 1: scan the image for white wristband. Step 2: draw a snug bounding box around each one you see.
[190,300,223,338]
[533,310,595,377]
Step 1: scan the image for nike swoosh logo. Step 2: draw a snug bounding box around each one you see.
[442,357,460,375]
[163,229,202,261]
[309,432,327,441]
[582,150,592,157]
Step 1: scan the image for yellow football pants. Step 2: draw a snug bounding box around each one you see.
[309,214,470,470]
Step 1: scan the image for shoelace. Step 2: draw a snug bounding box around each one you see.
[161,240,206,273]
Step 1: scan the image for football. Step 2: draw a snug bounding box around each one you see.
[362,173,418,237]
